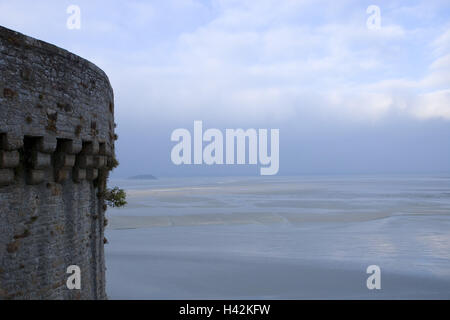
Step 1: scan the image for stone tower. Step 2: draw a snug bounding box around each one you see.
[0,26,115,299]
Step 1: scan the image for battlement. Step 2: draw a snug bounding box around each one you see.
[0,26,115,299]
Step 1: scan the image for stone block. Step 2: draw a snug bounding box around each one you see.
[78,155,93,168]
[99,142,112,156]
[84,140,99,155]
[37,136,57,153]
[73,168,86,182]
[26,169,45,185]
[55,169,69,183]
[86,168,98,181]
[93,156,107,168]
[31,152,51,169]
[0,168,14,186]
[0,150,20,168]
[55,153,76,168]
[1,133,23,150]
[62,139,82,154]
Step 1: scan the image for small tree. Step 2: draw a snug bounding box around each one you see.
[104,187,127,208]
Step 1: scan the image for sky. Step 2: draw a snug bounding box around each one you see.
[1,0,449,177]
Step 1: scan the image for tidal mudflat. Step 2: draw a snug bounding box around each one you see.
[105,175,450,299]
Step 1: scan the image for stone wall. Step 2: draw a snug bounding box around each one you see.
[0,26,115,299]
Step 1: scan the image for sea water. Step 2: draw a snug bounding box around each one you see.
[105,175,450,299]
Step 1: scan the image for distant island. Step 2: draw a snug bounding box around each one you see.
[128,174,157,180]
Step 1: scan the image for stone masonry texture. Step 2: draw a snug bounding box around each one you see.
[0,26,116,299]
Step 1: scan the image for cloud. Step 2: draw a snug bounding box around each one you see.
[432,28,450,56]
[414,89,450,120]
[1,0,449,124]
